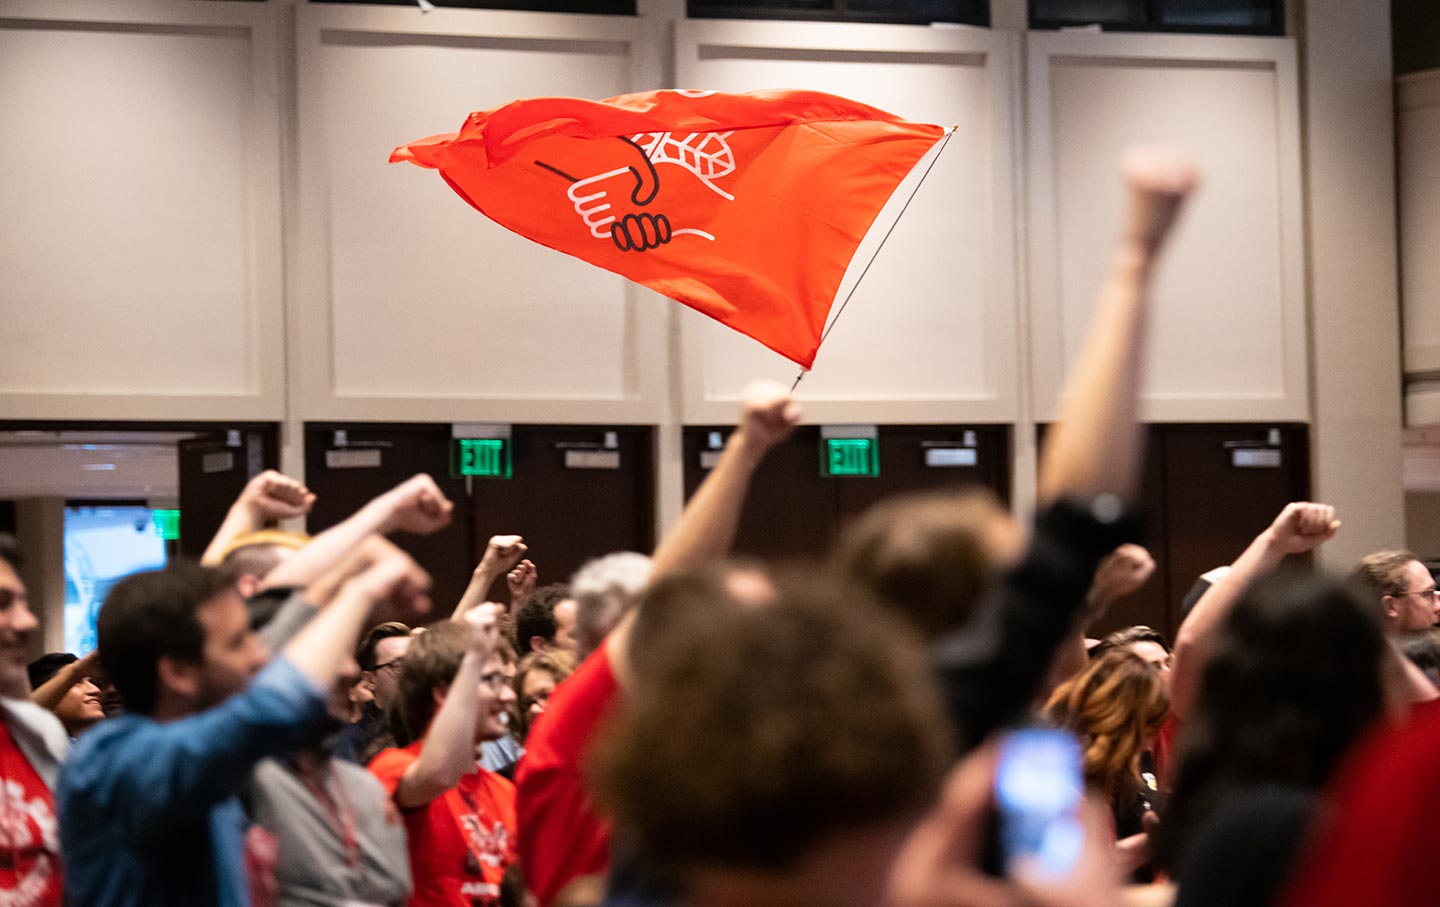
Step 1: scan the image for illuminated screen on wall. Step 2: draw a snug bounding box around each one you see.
[64,505,170,655]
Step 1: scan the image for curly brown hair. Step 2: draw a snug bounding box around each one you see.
[1044,648,1169,799]
[590,565,954,873]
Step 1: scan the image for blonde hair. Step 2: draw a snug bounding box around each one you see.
[1044,649,1169,797]
[1351,550,1421,604]
[217,530,310,584]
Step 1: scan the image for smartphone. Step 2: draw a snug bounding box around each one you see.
[994,728,1085,882]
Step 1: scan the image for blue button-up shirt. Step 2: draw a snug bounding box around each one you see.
[58,657,326,907]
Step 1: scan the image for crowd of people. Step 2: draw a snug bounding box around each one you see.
[0,147,1436,907]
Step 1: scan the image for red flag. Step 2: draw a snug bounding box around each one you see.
[392,89,944,369]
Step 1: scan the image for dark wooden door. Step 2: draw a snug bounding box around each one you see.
[304,423,475,618]
[1157,425,1310,633]
[682,425,1012,562]
[1038,423,1310,641]
[176,427,279,560]
[468,425,655,596]
[304,423,655,616]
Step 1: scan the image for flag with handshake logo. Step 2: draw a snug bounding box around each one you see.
[391,89,944,370]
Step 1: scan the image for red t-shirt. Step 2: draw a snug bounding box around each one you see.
[1154,711,1180,791]
[370,740,517,907]
[0,720,60,907]
[515,640,621,907]
[1283,699,1440,907]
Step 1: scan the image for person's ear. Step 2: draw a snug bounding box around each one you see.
[1383,595,1401,620]
[157,656,200,701]
[237,574,262,600]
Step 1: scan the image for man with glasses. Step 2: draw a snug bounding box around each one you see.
[334,623,414,765]
[1352,550,1440,634]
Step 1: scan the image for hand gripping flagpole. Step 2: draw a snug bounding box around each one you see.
[790,125,960,394]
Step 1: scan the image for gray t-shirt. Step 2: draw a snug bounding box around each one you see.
[246,756,412,907]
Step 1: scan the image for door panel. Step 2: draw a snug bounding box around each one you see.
[304,423,655,616]
[1037,423,1310,641]
[1158,425,1310,632]
[683,425,838,561]
[304,424,475,618]
[469,426,655,595]
[177,427,279,560]
[682,425,1012,562]
[836,426,1011,520]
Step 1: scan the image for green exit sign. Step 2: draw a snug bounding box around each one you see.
[152,509,180,541]
[452,438,511,478]
[823,438,878,477]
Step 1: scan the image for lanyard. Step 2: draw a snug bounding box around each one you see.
[295,760,359,868]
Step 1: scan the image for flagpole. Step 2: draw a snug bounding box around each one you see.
[790,124,960,396]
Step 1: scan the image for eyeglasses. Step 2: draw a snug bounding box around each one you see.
[1398,587,1440,600]
[372,659,403,674]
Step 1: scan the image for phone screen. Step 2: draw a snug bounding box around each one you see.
[994,728,1085,881]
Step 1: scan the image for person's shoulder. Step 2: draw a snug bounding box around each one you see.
[0,698,69,765]
[58,714,151,791]
[367,744,418,784]
[477,764,516,796]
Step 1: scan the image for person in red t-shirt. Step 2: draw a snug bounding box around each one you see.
[1283,699,1440,907]
[371,605,516,907]
[516,382,802,907]
[0,537,67,907]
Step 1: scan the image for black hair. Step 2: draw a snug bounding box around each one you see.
[356,621,413,672]
[1092,624,1171,659]
[514,583,571,656]
[1158,570,1385,870]
[28,652,78,691]
[96,563,232,716]
[0,534,21,572]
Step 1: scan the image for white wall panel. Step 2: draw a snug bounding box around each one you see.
[675,20,1020,425]
[0,0,283,420]
[1029,33,1306,422]
[1400,71,1440,380]
[294,6,664,423]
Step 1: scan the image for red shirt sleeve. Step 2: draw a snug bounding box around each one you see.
[515,640,622,907]
[368,744,416,798]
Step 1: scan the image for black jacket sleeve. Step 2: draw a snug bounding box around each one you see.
[932,495,1143,752]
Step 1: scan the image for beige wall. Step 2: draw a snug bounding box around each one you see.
[0,0,1410,544]
[1302,0,1407,566]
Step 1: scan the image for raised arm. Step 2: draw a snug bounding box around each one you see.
[934,150,1196,751]
[1047,544,1157,693]
[648,380,800,580]
[452,535,527,620]
[83,547,428,838]
[200,470,315,566]
[604,380,799,686]
[1038,149,1198,506]
[1169,503,1337,719]
[283,540,432,691]
[396,604,501,808]
[31,649,100,712]
[260,473,452,591]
